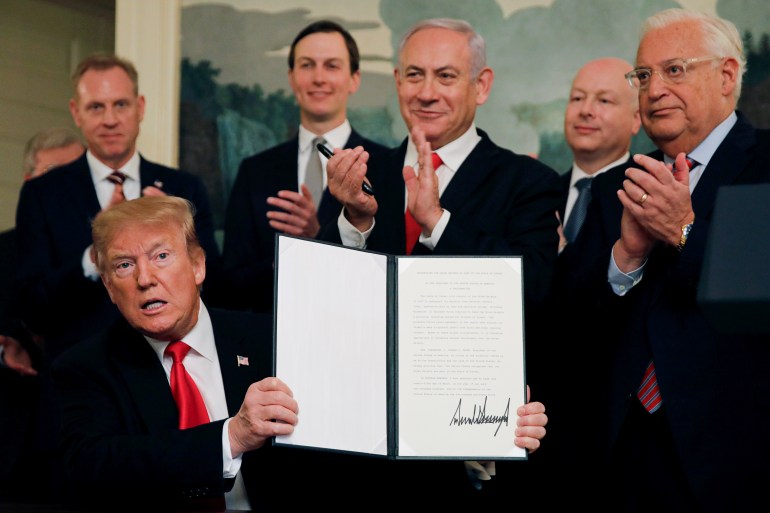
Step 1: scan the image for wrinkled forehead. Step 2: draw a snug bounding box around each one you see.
[636,20,705,67]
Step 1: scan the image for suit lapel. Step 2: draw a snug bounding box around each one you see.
[113,322,179,431]
[690,117,757,220]
[210,311,265,415]
[64,154,102,221]
[438,131,501,214]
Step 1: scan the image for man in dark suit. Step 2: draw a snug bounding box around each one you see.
[545,9,770,511]
[556,57,640,252]
[321,18,555,503]
[323,18,561,309]
[529,56,642,490]
[15,53,221,361]
[52,196,298,511]
[222,20,386,312]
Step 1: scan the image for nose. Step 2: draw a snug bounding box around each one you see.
[416,76,437,103]
[135,260,157,289]
[102,105,118,126]
[311,66,326,84]
[645,70,670,98]
[579,98,595,117]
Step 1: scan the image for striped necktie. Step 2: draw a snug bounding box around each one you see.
[638,360,662,413]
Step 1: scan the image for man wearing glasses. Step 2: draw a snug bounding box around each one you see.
[543,8,770,511]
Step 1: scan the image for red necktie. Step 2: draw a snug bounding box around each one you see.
[165,341,210,429]
[405,152,443,254]
[637,360,662,413]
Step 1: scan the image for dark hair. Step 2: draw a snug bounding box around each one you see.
[288,20,360,74]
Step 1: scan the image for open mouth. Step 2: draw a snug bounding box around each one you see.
[142,300,167,311]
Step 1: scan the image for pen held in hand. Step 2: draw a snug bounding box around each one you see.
[316,143,375,196]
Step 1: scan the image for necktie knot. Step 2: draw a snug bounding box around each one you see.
[574,176,591,190]
[685,156,699,171]
[165,340,191,363]
[431,152,443,171]
[107,170,127,185]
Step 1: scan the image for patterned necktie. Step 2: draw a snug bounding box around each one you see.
[563,177,593,243]
[638,360,662,413]
[304,137,326,208]
[686,156,698,171]
[405,152,442,254]
[165,341,210,429]
[107,170,127,203]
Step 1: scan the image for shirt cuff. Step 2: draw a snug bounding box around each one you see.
[608,251,645,296]
[418,209,450,251]
[338,208,375,249]
[222,418,243,478]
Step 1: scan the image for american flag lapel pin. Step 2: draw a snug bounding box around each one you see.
[153,180,164,189]
[237,355,249,367]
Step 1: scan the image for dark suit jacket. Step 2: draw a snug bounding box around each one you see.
[544,113,770,510]
[320,128,562,307]
[51,308,276,511]
[222,130,387,312]
[14,153,221,360]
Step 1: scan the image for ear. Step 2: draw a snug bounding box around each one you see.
[69,98,81,128]
[348,69,361,95]
[631,108,642,136]
[474,67,494,106]
[393,67,401,87]
[192,248,206,288]
[720,57,739,98]
[137,95,146,123]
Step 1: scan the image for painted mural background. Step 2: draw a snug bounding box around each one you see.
[179,0,770,228]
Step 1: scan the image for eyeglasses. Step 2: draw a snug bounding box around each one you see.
[625,56,723,90]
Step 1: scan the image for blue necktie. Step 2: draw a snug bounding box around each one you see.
[563,177,592,243]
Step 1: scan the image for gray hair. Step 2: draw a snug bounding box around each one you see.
[23,127,83,177]
[397,18,487,79]
[641,8,746,101]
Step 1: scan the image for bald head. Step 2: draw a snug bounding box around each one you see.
[564,57,641,173]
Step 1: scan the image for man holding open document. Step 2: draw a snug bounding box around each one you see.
[301,17,555,507]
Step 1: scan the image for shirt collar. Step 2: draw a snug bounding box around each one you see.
[663,111,737,168]
[87,150,141,183]
[405,123,481,172]
[146,301,217,363]
[298,119,352,154]
[570,152,630,186]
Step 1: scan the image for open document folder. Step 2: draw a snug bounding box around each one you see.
[273,234,527,460]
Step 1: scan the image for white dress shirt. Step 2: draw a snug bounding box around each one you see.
[297,119,352,191]
[338,123,482,249]
[146,301,250,511]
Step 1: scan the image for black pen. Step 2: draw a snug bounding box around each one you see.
[316,143,375,196]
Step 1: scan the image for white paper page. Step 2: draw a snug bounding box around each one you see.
[396,257,526,458]
[274,236,388,455]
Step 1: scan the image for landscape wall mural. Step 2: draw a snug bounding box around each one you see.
[179,0,770,229]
